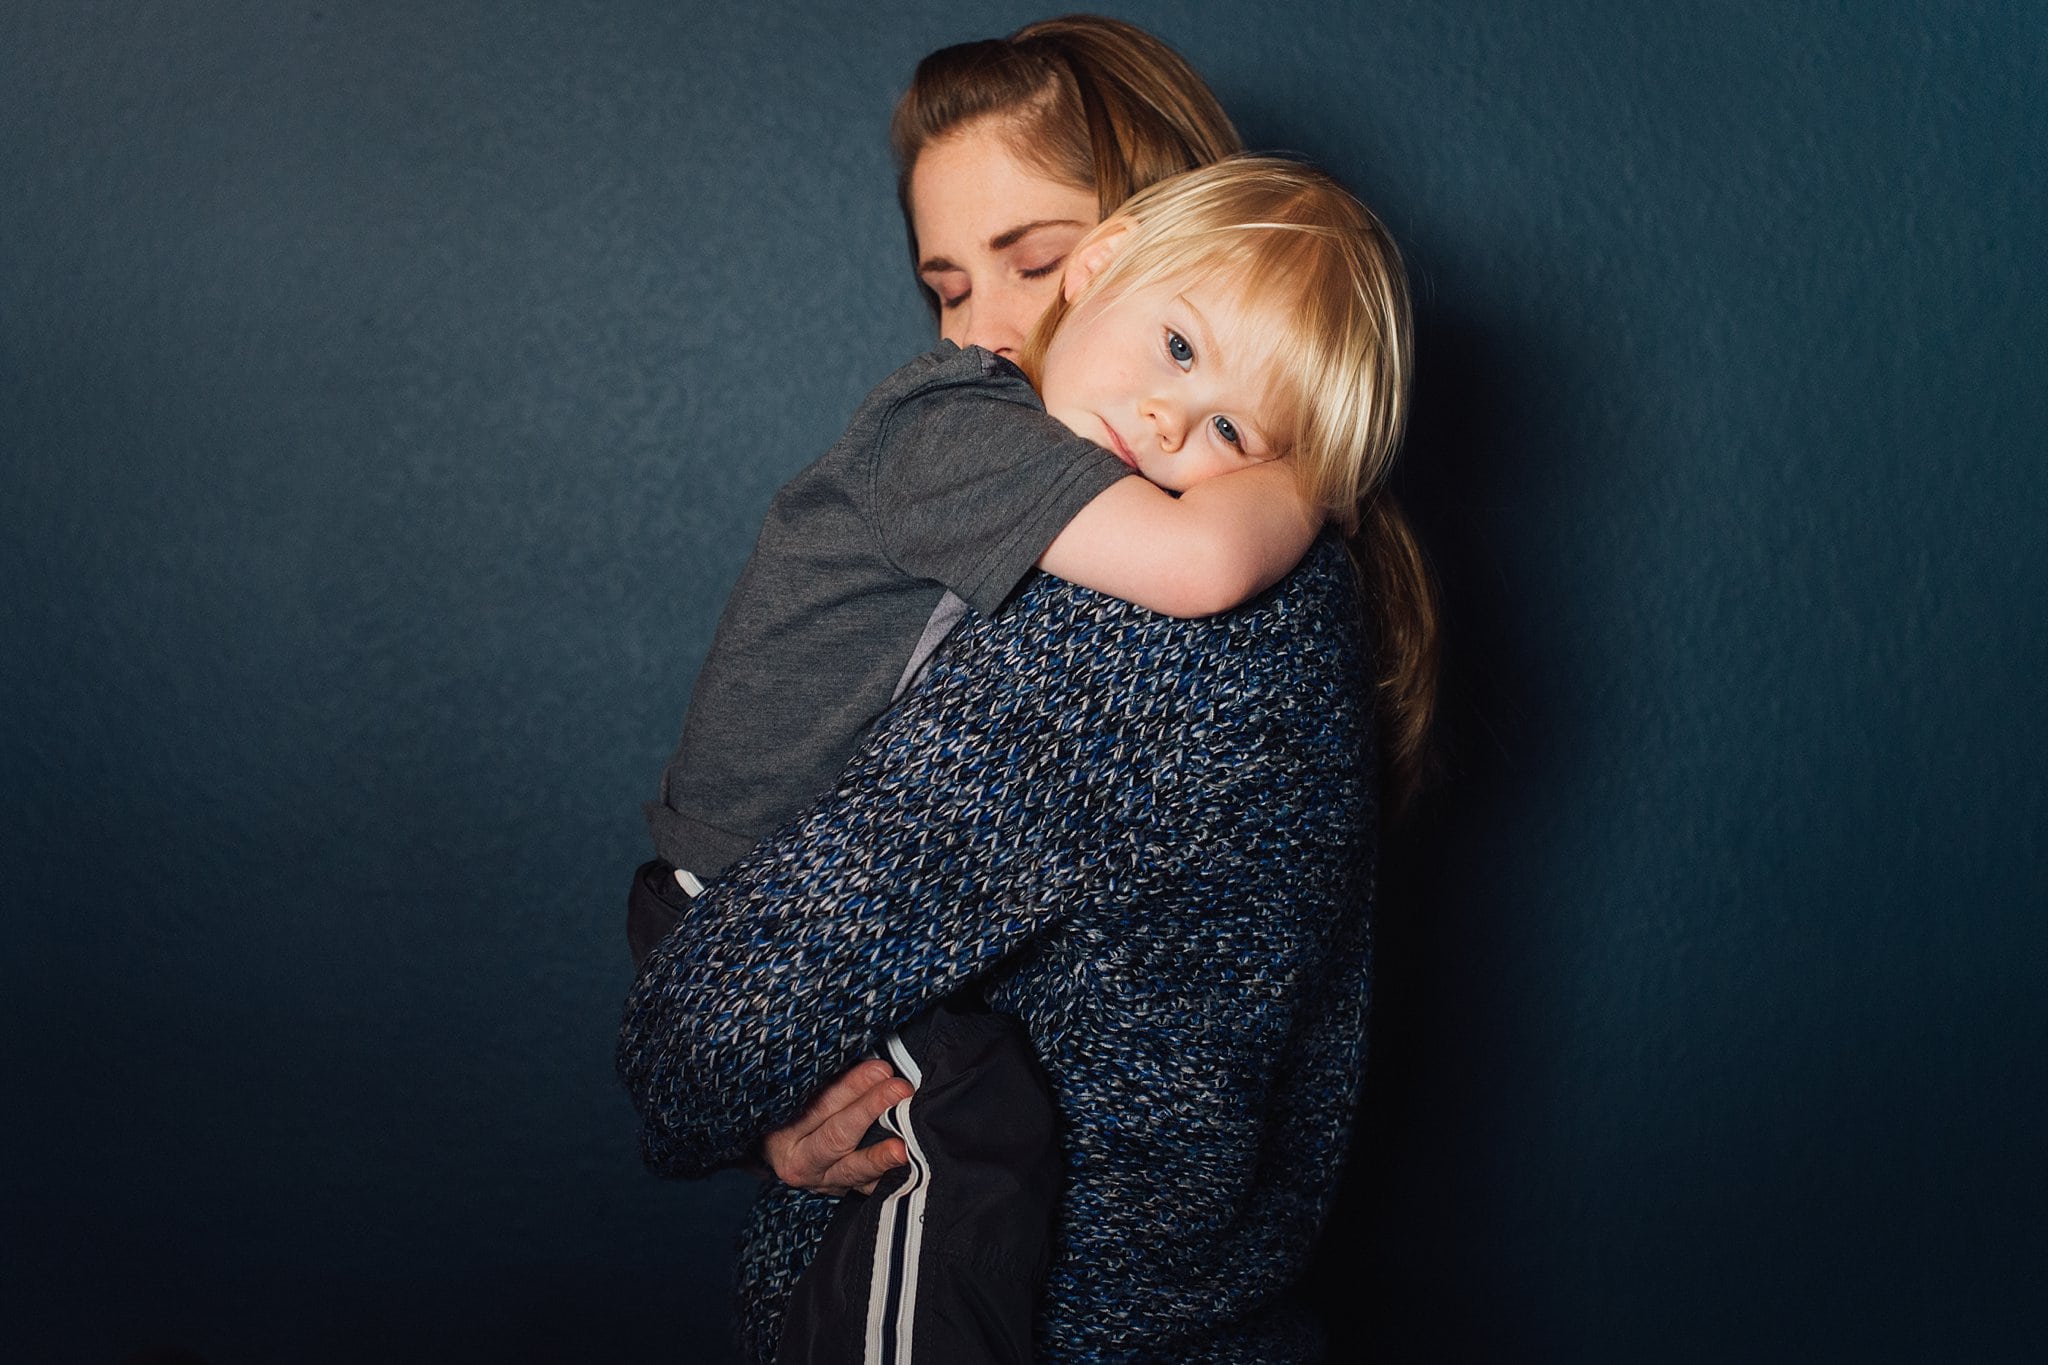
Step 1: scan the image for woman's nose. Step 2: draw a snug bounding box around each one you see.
[958,296,1030,357]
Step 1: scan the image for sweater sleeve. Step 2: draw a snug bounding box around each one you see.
[616,537,1371,1183]
[616,583,1174,1178]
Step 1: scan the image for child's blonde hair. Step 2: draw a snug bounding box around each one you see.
[1021,155,1437,807]
[1019,155,1412,537]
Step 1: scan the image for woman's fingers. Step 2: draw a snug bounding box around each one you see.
[790,1060,893,1147]
[815,1068,912,1161]
[820,1134,910,1198]
[764,1061,913,1194]
[762,1075,866,1187]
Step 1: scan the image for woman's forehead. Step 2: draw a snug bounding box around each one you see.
[908,121,1098,252]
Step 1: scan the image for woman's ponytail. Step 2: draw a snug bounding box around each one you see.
[1354,491,1440,819]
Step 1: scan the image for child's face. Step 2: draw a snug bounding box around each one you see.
[1037,271,1286,493]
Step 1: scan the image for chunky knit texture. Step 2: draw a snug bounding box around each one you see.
[618,536,1377,1364]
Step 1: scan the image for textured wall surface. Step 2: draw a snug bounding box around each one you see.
[2,2,2040,1361]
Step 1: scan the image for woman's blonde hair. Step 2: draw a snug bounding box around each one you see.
[1022,156,1438,802]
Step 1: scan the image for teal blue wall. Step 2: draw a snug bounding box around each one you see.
[3,2,2039,1360]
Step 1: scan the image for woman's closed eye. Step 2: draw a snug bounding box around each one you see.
[924,261,1060,308]
[920,268,970,309]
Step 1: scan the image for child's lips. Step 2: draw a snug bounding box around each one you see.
[1101,420,1139,471]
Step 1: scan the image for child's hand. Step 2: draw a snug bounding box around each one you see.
[761,1059,913,1196]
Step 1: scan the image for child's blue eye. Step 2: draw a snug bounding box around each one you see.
[1213,415,1242,448]
[1166,330,1194,369]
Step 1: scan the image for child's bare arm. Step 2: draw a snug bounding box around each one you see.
[1036,462,1321,617]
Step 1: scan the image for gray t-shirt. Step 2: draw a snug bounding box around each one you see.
[646,342,1128,877]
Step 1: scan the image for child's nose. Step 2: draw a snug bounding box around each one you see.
[1145,399,1186,451]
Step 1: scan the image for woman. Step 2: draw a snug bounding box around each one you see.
[620,16,1435,1361]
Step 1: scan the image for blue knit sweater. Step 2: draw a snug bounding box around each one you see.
[618,536,1377,1363]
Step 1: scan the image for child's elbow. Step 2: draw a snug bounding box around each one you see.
[1150,539,1268,618]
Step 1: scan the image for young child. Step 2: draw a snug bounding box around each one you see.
[630,155,1412,1364]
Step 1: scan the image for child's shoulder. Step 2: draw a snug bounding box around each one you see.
[863,341,1038,416]
[857,342,1074,462]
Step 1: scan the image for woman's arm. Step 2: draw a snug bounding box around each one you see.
[617,598,1160,1178]
[619,535,1366,1182]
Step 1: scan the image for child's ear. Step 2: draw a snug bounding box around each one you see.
[1061,219,1135,303]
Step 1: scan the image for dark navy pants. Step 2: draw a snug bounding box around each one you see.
[628,862,1061,1364]
[774,997,1061,1365]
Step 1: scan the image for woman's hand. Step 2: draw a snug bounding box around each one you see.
[762,1060,912,1196]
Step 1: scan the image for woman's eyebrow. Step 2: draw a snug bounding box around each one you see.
[919,220,1088,276]
[987,218,1088,252]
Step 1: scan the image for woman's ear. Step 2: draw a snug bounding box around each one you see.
[1061,218,1134,303]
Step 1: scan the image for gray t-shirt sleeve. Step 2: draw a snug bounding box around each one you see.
[867,376,1129,619]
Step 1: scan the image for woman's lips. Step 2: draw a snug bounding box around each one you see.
[1101,420,1139,471]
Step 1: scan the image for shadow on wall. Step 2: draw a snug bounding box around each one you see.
[1211,103,1572,1352]
[1301,300,1566,1358]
